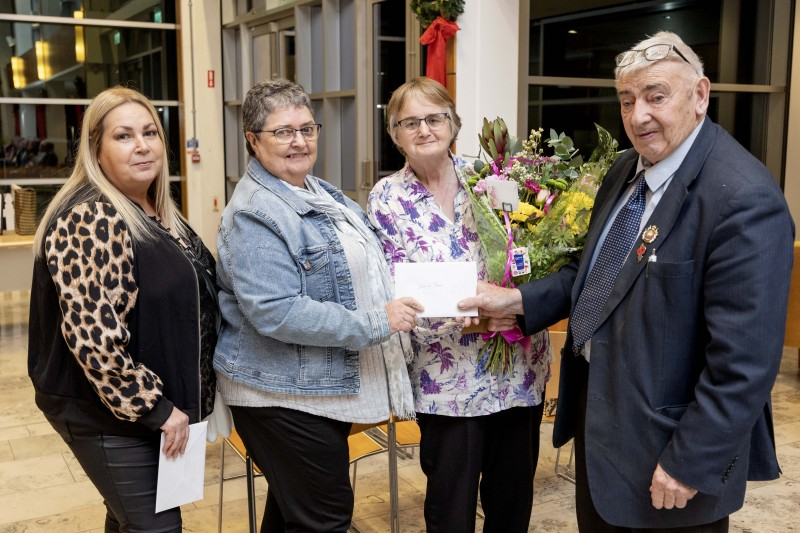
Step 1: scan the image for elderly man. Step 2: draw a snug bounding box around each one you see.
[460,31,794,531]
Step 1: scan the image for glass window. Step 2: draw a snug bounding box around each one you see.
[4,1,176,24]
[1,22,178,100]
[0,103,181,179]
[526,0,786,165]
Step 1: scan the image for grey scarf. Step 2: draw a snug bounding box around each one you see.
[293,178,416,420]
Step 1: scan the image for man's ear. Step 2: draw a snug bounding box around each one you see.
[694,77,711,116]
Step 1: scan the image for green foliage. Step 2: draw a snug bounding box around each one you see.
[411,0,465,27]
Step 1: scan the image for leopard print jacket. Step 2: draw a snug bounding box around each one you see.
[44,202,165,421]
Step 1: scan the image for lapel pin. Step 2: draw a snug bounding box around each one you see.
[637,243,647,263]
[642,225,659,243]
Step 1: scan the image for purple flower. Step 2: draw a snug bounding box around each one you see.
[427,320,446,331]
[512,385,537,405]
[404,227,430,252]
[373,211,397,235]
[474,179,487,195]
[428,213,446,232]
[447,400,460,415]
[420,369,441,394]
[384,240,406,264]
[459,332,478,347]
[462,225,479,243]
[453,371,468,391]
[427,341,455,373]
[408,180,428,196]
[522,368,535,390]
[449,234,465,258]
[398,198,420,219]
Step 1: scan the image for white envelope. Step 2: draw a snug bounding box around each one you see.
[394,262,478,317]
[155,421,208,513]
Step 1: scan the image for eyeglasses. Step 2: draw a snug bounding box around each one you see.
[615,43,691,67]
[258,124,322,144]
[395,112,450,133]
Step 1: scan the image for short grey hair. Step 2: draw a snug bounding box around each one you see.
[614,31,704,83]
[242,78,314,156]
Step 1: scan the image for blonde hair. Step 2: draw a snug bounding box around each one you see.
[386,77,461,155]
[34,86,187,256]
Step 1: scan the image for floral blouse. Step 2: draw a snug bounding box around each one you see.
[367,156,551,417]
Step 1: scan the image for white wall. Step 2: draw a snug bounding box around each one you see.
[455,0,521,160]
[179,0,225,249]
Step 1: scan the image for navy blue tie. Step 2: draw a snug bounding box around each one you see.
[571,170,648,355]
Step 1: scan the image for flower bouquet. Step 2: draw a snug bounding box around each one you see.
[466,118,620,375]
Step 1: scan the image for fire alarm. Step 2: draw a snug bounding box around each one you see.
[191,151,201,163]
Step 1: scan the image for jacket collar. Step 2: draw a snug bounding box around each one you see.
[572,117,717,325]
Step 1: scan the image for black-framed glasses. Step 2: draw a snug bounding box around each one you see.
[615,43,691,67]
[395,112,450,133]
[258,124,322,144]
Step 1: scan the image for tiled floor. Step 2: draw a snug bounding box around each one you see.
[1,289,799,532]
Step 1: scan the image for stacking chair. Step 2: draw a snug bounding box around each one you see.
[217,430,262,533]
[217,422,403,533]
[546,320,577,484]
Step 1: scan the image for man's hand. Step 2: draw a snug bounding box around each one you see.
[650,463,698,509]
[457,281,524,328]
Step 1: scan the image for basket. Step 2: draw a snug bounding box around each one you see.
[13,187,38,235]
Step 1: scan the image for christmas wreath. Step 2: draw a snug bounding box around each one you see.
[413,0,464,87]
[411,0,464,28]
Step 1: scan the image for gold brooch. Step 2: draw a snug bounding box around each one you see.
[642,225,659,244]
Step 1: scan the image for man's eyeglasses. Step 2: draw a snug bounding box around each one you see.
[395,112,450,133]
[615,43,691,68]
[258,124,322,144]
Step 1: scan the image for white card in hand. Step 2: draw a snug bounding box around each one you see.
[155,421,208,513]
[394,262,478,317]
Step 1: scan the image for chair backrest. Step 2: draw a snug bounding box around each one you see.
[786,242,800,348]
[224,429,262,474]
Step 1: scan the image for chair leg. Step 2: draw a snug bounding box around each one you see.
[387,418,399,533]
[246,456,258,533]
[351,461,358,493]
[218,440,226,533]
[555,442,576,484]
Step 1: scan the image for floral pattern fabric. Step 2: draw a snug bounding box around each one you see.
[367,156,551,417]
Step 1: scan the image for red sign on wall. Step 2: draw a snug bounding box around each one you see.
[208,70,215,88]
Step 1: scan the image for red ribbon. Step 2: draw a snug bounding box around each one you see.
[420,16,460,87]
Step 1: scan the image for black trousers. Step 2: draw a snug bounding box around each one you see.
[230,406,353,533]
[573,357,729,533]
[48,418,182,533]
[416,404,544,533]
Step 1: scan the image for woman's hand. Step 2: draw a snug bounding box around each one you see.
[160,407,190,459]
[386,297,425,333]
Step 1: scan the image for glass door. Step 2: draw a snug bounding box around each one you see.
[358,0,418,204]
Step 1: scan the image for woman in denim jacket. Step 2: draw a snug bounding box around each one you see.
[214,79,422,532]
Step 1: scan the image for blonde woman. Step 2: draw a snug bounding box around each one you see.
[28,86,219,532]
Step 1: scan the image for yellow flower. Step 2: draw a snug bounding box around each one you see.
[509,201,537,222]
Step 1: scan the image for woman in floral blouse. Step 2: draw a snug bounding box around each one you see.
[367,76,551,533]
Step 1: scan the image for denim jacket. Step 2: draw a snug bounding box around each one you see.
[214,158,391,395]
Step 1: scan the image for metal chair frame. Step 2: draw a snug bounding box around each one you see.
[217,417,419,533]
